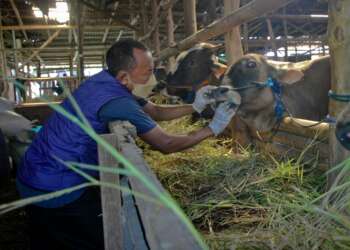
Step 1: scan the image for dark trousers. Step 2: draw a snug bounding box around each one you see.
[26,187,104,250]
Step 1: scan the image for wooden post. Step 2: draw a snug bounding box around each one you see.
[327,1,350,189]
[76,0,85,82]
[283,8,289,60]
[266,18,278,59]
[69,55,74,76]
[0,10,9,98]
[243,23,249,53]
[166,1,176,71]
[151,0,160,56]
[183,0,197,36]
[224,0,243,65]
[37,62,41,78]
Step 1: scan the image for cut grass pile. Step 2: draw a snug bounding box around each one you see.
[142,116,350,250]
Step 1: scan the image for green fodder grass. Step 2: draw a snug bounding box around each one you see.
[142,116,350,250]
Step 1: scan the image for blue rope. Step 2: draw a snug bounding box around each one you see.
[265,77,285,121]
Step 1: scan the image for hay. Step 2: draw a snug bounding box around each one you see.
[142,116,349,250]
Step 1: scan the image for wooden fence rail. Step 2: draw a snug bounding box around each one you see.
[98,121,203,250]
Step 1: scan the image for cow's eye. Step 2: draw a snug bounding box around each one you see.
[247,61,256,68]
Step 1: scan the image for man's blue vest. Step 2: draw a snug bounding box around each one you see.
[18,70,132,191]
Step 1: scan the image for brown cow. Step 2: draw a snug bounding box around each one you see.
[222,54,331,132]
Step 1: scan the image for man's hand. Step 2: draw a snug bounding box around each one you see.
[192,85,219,113]
[208,100,239,136]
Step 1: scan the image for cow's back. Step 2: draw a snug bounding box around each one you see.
[283,55,330,121]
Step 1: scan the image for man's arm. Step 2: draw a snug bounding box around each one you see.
[142,102,195,121]
[139,125,213,154]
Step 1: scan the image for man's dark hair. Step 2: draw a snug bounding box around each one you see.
[106,39,149,77]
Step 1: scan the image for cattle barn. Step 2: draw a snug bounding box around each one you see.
[1,0,350,249]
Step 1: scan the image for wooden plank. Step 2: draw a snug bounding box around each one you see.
[120,176,149,250]
[98,134,123,250]
[109,121,202,250]
[158,0,295,61]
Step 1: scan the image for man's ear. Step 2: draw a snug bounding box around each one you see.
[116,70,129,86]
[276,69,304,85]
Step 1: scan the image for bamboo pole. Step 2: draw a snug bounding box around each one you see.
[327,1,350,188]
[157,0,295,61]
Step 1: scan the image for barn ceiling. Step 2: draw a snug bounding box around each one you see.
[0,0,328,68]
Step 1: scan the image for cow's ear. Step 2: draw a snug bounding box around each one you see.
[211,61,227,79]
[277,69,304,84]
[206,44,221,53]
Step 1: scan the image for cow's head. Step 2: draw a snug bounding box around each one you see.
[222,54,304,131]
[336,104,350,150]
[166,43,226,91]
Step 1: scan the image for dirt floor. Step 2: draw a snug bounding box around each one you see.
[0,179,29,250]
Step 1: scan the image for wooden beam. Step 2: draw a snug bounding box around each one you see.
[9,0,43,64]
[9,0,28,40]
[158,0,295,61]
[268,14,328,21]
[102,2,119,43]
[183,0,197,36]
[224,0,243,65]
[19,30,61,69]
[327,1,350,189]
[81,0,140,32]
[0,24,128,31]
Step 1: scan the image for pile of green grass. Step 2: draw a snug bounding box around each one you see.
[142,116,350,250]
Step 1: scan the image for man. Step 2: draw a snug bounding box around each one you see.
[17,39,239,250]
